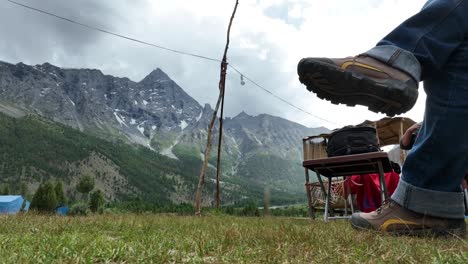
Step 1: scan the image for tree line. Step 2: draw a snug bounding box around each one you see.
[1,175,105,215]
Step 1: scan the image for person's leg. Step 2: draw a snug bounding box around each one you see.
[351,58,468,235]
[392,39,468,219]
[359,0,468,219]
[350,1,468,236]
[297,0,468,235]
[367,0,468,81]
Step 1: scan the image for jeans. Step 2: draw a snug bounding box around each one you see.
[365,0,468,219]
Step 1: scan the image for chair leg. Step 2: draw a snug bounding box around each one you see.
[316,170,327,200]
[343,177,348,216]
[344,176,354,214]
[315,170,328,221]
[464,188,468,216]
[377,161,389,203]
[305,168,315,219]
[324,177,332,222]
[348,194,354,214]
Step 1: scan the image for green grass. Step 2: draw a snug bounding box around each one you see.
[0,214,466,263]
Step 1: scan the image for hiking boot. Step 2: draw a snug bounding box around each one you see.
[351,200,466,237]
[297,55,419,116]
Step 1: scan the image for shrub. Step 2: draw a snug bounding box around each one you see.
[223,206,235,215]
[240,201,260,217]
[69,203,90,216]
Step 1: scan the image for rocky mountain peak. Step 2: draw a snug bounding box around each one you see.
[202,103,213,112]
[233,111,251,119]
[39,62,58,69]
[140,68,171,84]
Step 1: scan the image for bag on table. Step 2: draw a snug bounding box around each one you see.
[326,125,379,157]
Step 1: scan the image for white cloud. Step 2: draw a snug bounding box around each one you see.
[288,4,303,19]
[0,0,428,129]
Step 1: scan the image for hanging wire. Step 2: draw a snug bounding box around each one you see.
[228,65,340,125]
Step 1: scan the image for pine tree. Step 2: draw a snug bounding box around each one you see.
[0,184,10,195]
[31,183,44,210]
[89,189,105,212]
[55,181,67,206]
[20,182,28,198]
[31,182,58,212]
[77,175,95,200]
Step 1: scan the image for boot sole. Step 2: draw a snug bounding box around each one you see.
[351,219,467,238]
[297,58,419,116]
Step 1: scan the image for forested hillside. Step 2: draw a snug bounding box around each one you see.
[0,113,305,206]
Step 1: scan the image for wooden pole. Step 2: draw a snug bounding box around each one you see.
[195,0,239,215]
[215,85,225,209]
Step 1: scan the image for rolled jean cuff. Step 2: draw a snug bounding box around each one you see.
[363,45,421,83]
[391,179,465,219]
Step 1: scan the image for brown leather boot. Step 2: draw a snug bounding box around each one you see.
[297,55,419,116]
[351,200,466,237]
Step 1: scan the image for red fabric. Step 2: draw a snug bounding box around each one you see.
[347,172,400,213]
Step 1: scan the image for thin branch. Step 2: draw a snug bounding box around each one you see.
[195,0,239,215]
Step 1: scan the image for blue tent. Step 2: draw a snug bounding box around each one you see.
[23,200,31,212]
[56,206,69,216]
[0,195,25,214]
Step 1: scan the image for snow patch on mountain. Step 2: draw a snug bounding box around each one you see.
[180,120,188,130]
[252,134,263,145]
[113,112,128,127]
[161,136,182,160]
[137,121,146,135]
[196,110,203,122]
[67,96,75,106]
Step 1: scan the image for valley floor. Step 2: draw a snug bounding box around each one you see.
[0,214,466,263]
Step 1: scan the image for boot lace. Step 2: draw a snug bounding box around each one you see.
[376,199,395,215]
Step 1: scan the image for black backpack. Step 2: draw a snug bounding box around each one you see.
[326,125,380,157]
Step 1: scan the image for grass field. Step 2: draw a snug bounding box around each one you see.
[0,214,467,263]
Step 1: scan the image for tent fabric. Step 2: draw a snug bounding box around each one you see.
[56,206,69,215]
[23,200,31,212]
[0,195,24,214]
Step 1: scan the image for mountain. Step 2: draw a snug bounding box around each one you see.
[0,60,329,205]
[0,61,203,149]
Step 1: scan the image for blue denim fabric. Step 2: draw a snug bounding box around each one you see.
[366,0,468,218]
[365,45,421,83]
[378,0,468,80]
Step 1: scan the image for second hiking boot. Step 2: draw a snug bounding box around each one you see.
[297,55,419,116]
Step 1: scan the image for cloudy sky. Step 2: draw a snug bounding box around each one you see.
[0,0,428,129]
